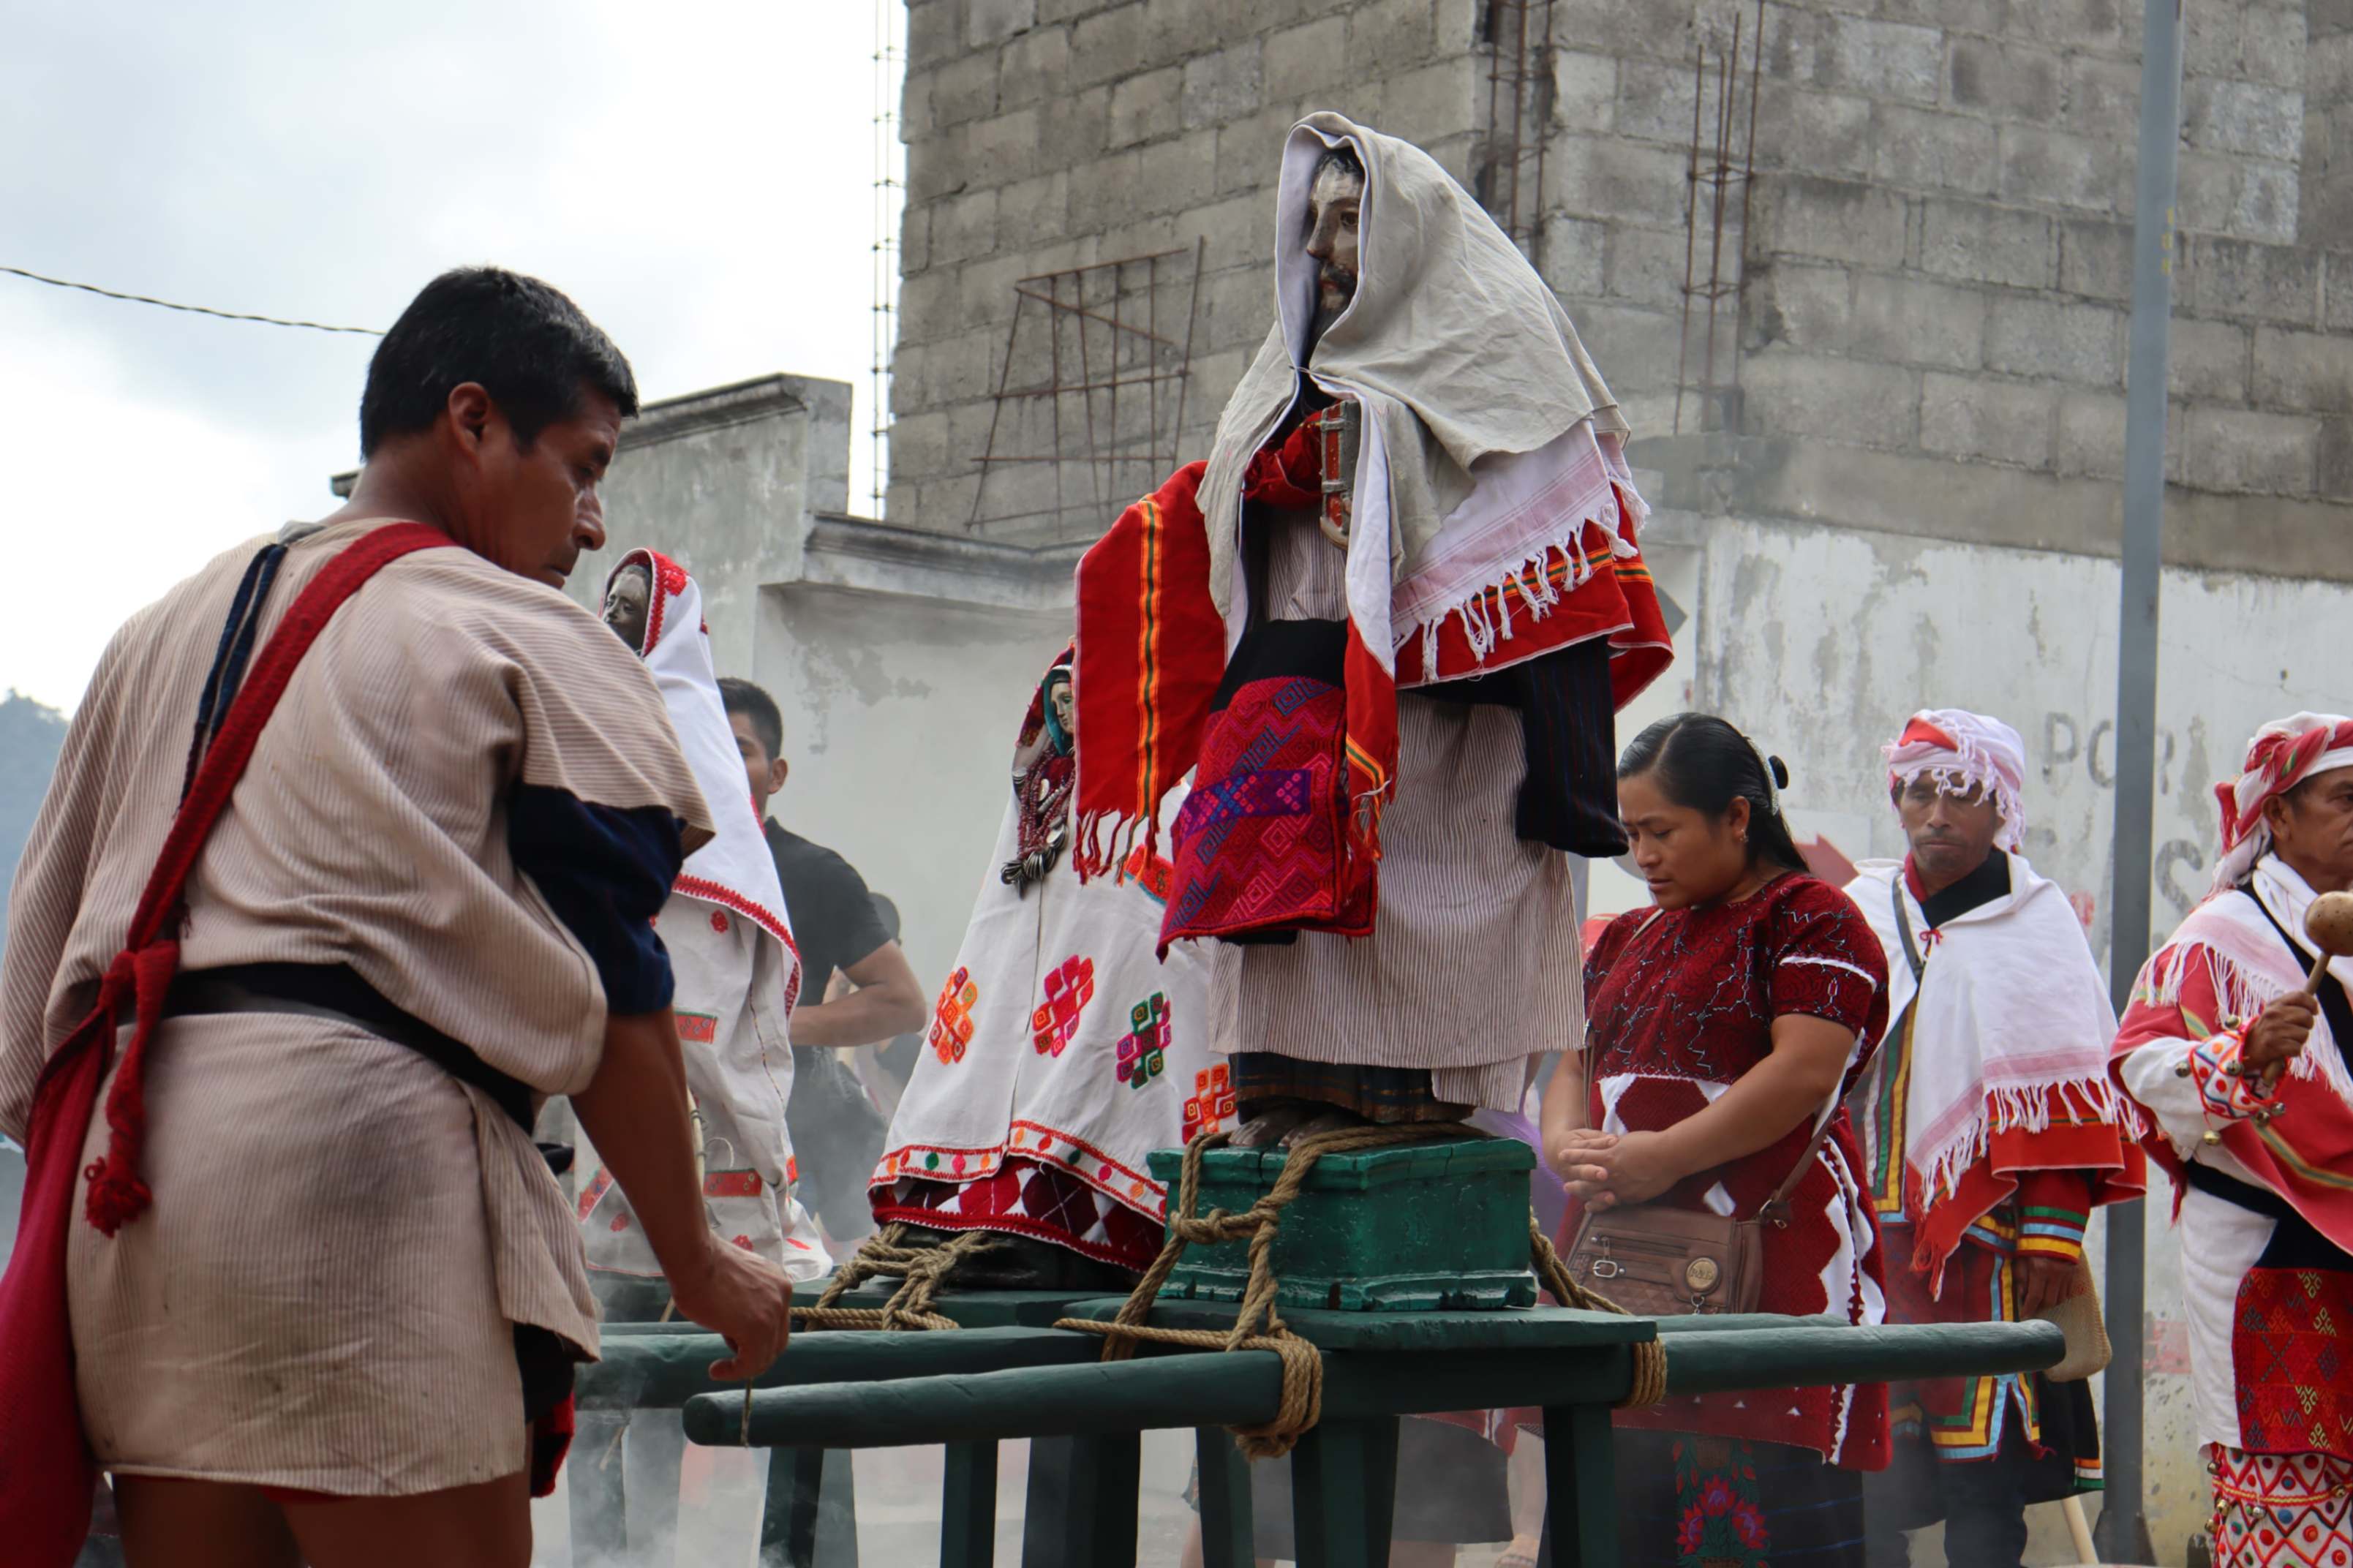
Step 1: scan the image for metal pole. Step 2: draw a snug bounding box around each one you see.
[2098,0,2183,1558]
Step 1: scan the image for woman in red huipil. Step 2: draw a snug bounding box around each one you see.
[1543,712,1891,1568]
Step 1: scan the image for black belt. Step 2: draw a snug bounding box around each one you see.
[2180,1158,2298,1224]
[2182,1158,2353,1271]
[126,961,538,1135]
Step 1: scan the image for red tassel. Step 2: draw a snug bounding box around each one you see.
[81,938,178,1236]
[80,1166,151,1237]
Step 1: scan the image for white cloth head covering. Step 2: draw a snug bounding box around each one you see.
[2211,712,2353,894]
[604,549,799,990]
[1883,709,2028,853]
[590,549,828,1280]
[1196,112,1641,683]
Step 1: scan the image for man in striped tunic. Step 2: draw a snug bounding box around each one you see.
[0,268,794,1567]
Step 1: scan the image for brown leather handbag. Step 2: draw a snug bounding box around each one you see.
[1564,906,1848,1315]
[1562,1104,1841,1316]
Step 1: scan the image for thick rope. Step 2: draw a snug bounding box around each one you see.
[1057,1120,1476,1458]
[788,1221,995,1333]
[1529,1213,1668,1409]
[1055,1128,1671,1454]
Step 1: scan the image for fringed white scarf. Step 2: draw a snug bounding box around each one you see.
[2141,855,2353,1111]
[1850,853,2139,1215]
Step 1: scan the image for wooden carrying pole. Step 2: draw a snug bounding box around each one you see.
[676,1319,2064,1450]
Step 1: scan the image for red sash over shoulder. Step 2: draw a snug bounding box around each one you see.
[0,523,449,1566]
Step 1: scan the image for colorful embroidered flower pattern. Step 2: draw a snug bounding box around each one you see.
[1183,1063,1237,1141]
[928,965,979,1063]
[1115,992,1171,1090]
[1670,1439,1768,1568]
[1030,955,1096,1056]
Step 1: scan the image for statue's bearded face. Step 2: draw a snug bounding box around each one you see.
[1303,158,1363,344]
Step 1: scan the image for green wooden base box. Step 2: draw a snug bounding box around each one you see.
[1145,1137,1539,1312]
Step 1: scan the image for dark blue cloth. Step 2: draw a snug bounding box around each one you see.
[508,785,683,1015]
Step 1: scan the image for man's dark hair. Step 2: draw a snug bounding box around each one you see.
[1619,712,1809,876]
[719,676,784,761]
[358,267,639,459]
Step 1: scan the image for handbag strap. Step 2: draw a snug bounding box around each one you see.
[1756,1087,1844,1226]
[121,521,451,956]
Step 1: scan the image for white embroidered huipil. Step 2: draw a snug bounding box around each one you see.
[574,550,830,1284]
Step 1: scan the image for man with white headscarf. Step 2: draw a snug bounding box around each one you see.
[1071,113,1673,1153]
[1844,709,2144,1568]
[2113,712,2353,1568]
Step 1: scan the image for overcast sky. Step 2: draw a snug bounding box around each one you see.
[1,0,886,712]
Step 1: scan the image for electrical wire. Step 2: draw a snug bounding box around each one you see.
[1,264,384,336]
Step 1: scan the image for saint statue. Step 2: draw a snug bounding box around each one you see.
[1072,113,1674,1148]
[577,549,828,1284]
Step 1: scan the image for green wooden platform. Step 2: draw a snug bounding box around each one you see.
[579,1139,2063,1567]
[1146,1138,1540,1310]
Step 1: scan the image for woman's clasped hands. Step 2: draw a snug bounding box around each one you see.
[1548,1126,1687,1210]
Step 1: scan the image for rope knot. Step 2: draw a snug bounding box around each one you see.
[1057,1120,1485,1459]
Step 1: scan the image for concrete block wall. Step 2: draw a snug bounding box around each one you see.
[1690,0,2353,507]
[897,0,2347,543]
[892,0,1485,543]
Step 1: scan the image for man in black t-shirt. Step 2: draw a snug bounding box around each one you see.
[718,677,927,1240]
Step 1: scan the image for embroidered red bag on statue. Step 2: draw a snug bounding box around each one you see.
[0,524,448,1565]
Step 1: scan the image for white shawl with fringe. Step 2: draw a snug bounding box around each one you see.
[1197,111,1646,687]
[2136,855,2353,1145]
[1848,853,2136,1211]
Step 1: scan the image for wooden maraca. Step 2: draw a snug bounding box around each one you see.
[2262,891,2353,1089]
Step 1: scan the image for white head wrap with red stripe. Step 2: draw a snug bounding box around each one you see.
[2211,712,2353,894]
[1883,708,2028,853]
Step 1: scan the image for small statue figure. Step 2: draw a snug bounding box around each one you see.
[601,558,652,651]
[1001,664,1075,892]
[1072,114,1675,1149]
[576,549,828,1282]
[873,651,1216,1288]
[570,549,829,1562]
